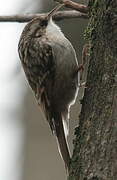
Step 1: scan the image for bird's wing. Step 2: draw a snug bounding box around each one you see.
[20,37,55,131]
[19,37,71,170]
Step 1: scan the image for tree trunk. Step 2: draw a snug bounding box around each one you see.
[69,0,117,179]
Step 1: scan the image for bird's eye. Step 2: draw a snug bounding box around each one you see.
[40,19,48,26]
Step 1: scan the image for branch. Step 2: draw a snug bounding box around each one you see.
[54,0,88,13]
[0,10,88,23]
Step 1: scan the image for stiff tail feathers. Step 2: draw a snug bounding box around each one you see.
[52,111,71,171]
[40,92,71,171]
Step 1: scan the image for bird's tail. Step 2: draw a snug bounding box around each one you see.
[40,92,70,171]
[52,111,71,172]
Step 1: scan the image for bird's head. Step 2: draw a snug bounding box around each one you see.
[22,3,64,38]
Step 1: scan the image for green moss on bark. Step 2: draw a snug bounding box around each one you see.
[69,0,117,179]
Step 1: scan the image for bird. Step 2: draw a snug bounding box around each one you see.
[18,3,81,171]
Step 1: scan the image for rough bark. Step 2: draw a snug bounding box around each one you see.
[69,0,117,180]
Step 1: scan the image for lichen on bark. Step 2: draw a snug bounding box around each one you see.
[69,0,117,179]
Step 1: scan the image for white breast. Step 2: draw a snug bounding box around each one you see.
[46,18,65,40]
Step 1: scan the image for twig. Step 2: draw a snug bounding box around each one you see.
[0,10,88,23]
[54,0,88,13]
[54,10,88,20]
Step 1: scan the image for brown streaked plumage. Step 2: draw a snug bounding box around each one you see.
[18,4,80,171]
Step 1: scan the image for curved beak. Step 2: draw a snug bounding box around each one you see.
[47,3,64,20]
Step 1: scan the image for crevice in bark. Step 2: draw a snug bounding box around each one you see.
[69,0,117,179]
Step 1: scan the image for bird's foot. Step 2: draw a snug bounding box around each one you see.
[78,81,87,88]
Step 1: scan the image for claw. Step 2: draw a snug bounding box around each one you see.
[77,64,84,72]
[78,82,87,88]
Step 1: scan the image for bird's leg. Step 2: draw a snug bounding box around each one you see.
[79,43,90,81]
[82,43,90,66]
[78,81,87,88]
[76,43,90,88]
[78,44,90,81]
[73,43,90,80]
